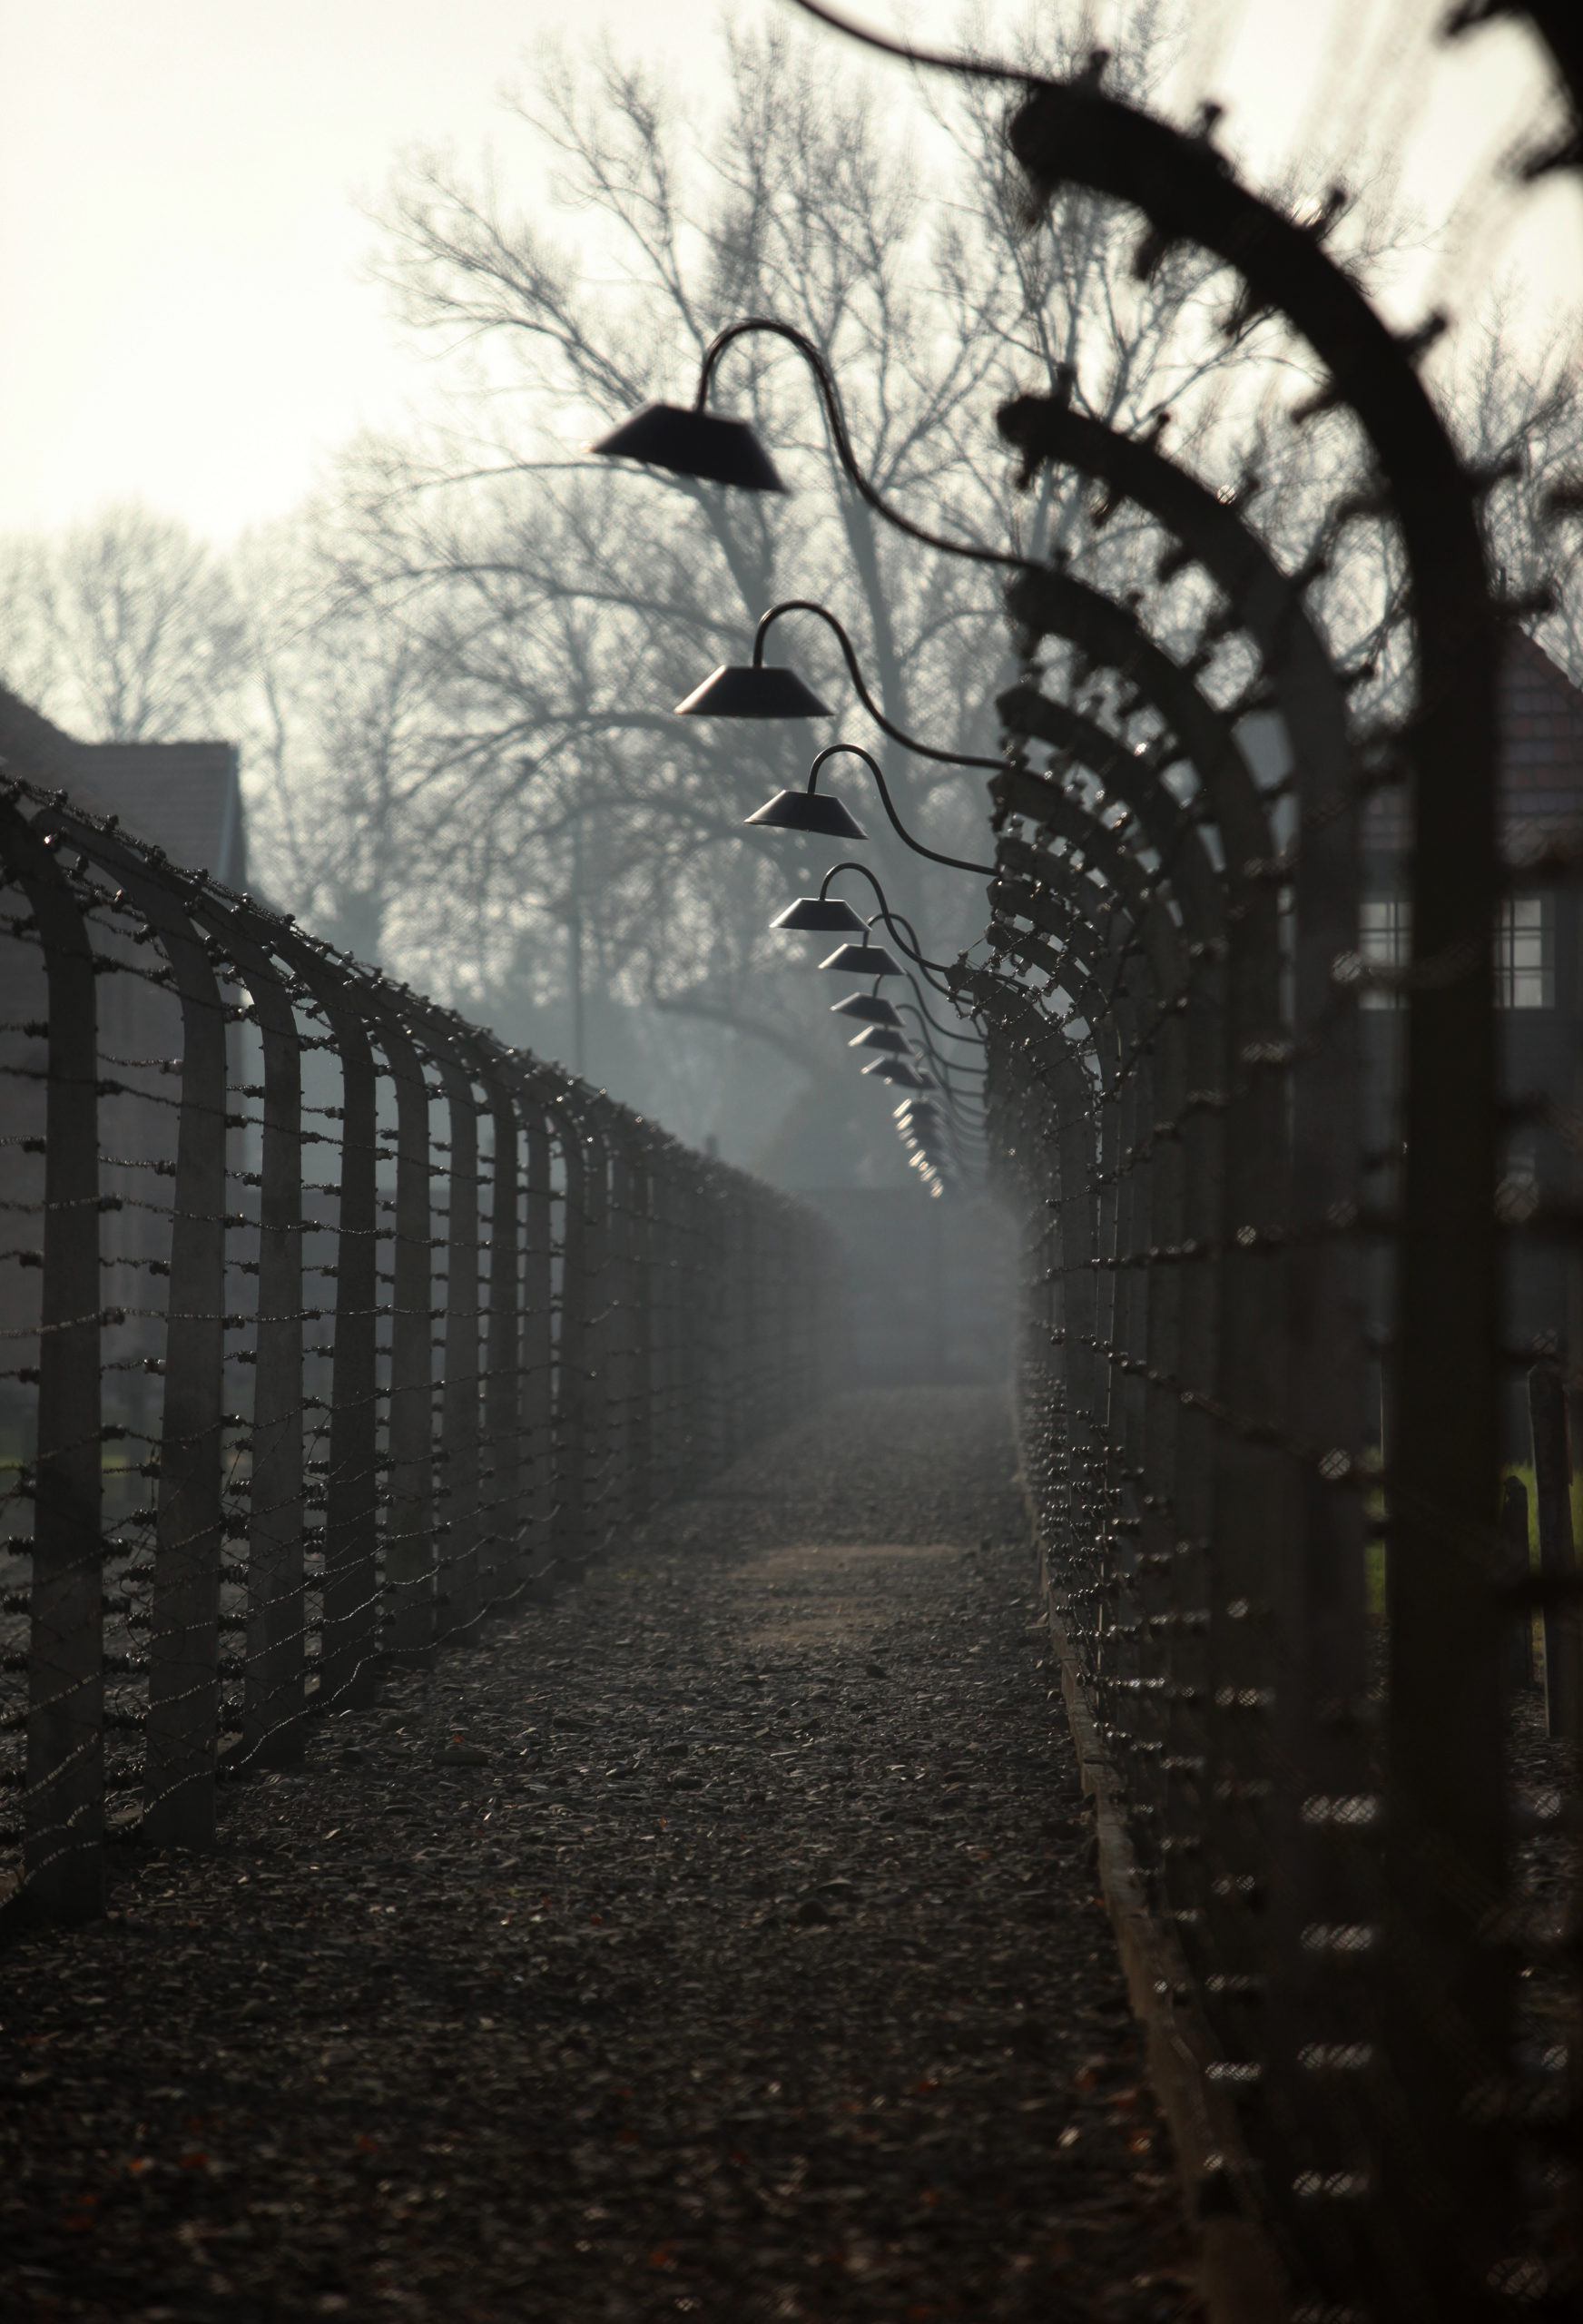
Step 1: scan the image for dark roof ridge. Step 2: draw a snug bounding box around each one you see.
[0,686,245,886]
[1504,624,1583,719]
[79,736,237,755]
[0,682,85,785]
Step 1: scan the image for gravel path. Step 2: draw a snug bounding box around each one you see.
[2,1386,1200,2322]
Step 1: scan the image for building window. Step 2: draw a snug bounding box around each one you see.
[1359,896,1408,1010]
[1498,894,1552,1010]
[1359,893,1552,1010]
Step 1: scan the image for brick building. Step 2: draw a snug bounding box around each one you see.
[1357,632,1583,1456]
[0,688,246,1454]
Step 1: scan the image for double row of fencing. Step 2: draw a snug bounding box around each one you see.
[7,5,1583,2316]
[0,690,838,1931]
[944,21,1583,2324]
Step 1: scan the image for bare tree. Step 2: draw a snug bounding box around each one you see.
[12,7,1562,1168]
[295,8,1364,1146]
[1442,300,1583,684]
[234,517,484,960]
[354,19,1005,986]
[0,536,63,717]
[0,501,248,742]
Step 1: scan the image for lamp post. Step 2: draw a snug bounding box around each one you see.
[742,735,995,1140]
[745,743,996,877]
[768,858,989,1159]
[592,316,1031,576]
[592,291,1011,1191]
[679,597,1006,777]
[591,229,1018,1207]
[775,859,959,987]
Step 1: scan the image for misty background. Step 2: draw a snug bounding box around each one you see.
[4,0,1582,1189]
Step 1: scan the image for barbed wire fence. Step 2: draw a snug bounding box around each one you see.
[921,11,1583,2319]
[7,4,1583,2316]
[0,692,839,1937]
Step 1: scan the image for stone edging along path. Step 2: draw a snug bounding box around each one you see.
[2,1387,1203,2321]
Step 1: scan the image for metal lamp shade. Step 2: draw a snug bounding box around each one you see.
[769,895,869,934]
[847,1025,909,1054]
[829,991,903,1027]
[675,664,831,718]
[820,940,901,976]
[590,403,785,491]
[746,788,867,841]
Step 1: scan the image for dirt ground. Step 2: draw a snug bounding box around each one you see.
[1,1386,1201,2321]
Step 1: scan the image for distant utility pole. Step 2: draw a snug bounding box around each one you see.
[568,817,586,1078]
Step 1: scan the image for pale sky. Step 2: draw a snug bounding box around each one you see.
[2,0,1578,544]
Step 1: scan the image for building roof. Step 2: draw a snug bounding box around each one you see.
[0,684,245,887]
[1355,628,1583,865]
[62,740,245,889]
[1499,628,1583,859]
